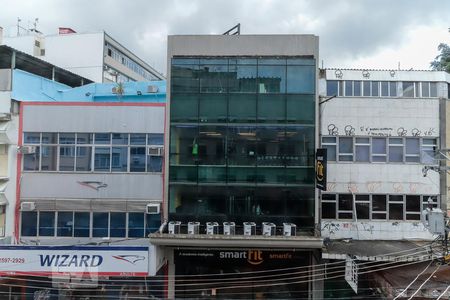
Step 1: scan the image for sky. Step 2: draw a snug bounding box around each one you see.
[1,0,450,76]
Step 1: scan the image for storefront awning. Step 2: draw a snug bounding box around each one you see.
[322,240,434,262]
[0,122,10,144]
[149,233,323,249]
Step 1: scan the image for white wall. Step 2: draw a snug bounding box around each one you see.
[2,35,36,55]
[44,33,104,82]
[320,97,439,138]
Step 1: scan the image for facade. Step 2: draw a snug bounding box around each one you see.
[319,69,448,241]
[319,69,450,298]
[0,44,168,298]
[152,34,323,299]
[2,29,165,83]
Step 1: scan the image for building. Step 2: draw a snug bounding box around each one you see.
[318,68,450,298]
[150,34,323,299]
[2,28,165,83]
[0,44,91,245]
[0,43,168,298]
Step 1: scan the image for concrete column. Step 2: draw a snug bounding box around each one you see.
[166,247,175,299]
[311,250,324,300]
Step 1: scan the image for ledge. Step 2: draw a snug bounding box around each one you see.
[149,233,323,248]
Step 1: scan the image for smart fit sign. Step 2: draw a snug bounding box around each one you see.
[0,246,149,276]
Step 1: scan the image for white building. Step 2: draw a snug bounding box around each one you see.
[319,68,450,242]
[2,29,164,83]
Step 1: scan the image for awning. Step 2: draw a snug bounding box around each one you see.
[0,122,10,144]
[0,182,8,205]
[322,240,434,262]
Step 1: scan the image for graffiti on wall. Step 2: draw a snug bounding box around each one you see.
[325,124,436,137]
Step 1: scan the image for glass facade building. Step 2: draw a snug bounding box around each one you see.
[169,56,316,231]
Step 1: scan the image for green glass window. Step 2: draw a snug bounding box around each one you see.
[228,94,256,123]
[286,95,314,124]
[170,125,199,165]
[257,65,286,93]
[198,166,227,183]
[228,64,257,93]
[199,94,227,123]
[171,94,198,123]
[169,165,198,182]
[257,94,286,123]
[286,65,315,94]
[199,64,229,93]
[171,64,199,93]
[198,126,226,165]
[227,126,257,166]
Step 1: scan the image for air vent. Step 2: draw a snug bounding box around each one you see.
[146,203,160,214]
[148,147,163,156]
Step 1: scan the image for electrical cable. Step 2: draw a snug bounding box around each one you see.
[407,263,441,300]
[392,260,433,299]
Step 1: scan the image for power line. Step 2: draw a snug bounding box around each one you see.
[393,260,433,299]
[406,264,442,300]
[437,284,450,300]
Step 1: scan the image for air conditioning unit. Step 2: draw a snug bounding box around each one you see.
[20,202,36,211]
[206,222,219,235]
[148,147,163,156]
[243,222,256,236]
[283,223,297,237]
[146,203,160,214]
[147,85,159,93]
[168,221,181,234]
[223,222,235,235]
[19,145,37,154]
[188,222,200,235]
[262,222,276,236]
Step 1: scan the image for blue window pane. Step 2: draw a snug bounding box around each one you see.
[93,212,109,237]
[57,212,73,237]
[327,81,338,96]
[94,133,111,144]
[258,65,286,93]
[42,133,57,144]
[148,134,164,145]
[76,133,93,144]
[111,147,128,172]
[74,212,90,237]
[112,133,128,145]
[59,133,75,144]
[24,132,40,144]
[286,66,315,94]
[130,134,146,145]
[128,213,144,238]
[21,212,37,236]
[94,147,110,171]
[110,212,126,237]
[130,147,146,172]
[39,212,55,236]
[147,156,162,172]
[145,214,161,236]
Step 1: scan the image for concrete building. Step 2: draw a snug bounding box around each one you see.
[2,28,165,83]
[318,68,450,298]
[0,43,168,298]
[150,34,323,299]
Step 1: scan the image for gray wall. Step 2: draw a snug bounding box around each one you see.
[23,105,164,133]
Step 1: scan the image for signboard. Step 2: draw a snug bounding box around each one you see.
[175,249,308,266]
[316,148,327,190]
[0,246,149,277]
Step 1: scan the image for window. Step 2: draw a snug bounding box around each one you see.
[355,138,370,162]
[322,136,436,164]
[327,80,338,96]
[371,81,379,96]
[322,137,336,161]
[57,212,73,237]
[402,82,415,97]
[338,137,353,161]
[23,132,163,173]
[21,211,161,238]
[93,212,109,237]
[322,194,436,221]
[21,212,37,236]
[128,213,144,237]
[0,205,5,237]
[388,138,403,162]
[39,212,55,236]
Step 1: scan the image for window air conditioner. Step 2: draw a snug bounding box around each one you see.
[188,222,200,235]
[20,145,37,154]
[20,202,36,211]
[146,203,160,214]
[262,222,276,236]
[206,222,219,235]
[168,221,181,234]
[147,85,159,93]
[148,147,163,156]
[243,222,256,236]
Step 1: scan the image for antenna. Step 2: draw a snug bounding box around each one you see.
[17,17,21,36]
[223,23,240,35]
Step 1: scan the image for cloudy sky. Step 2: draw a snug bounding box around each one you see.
[1,0,449,75]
